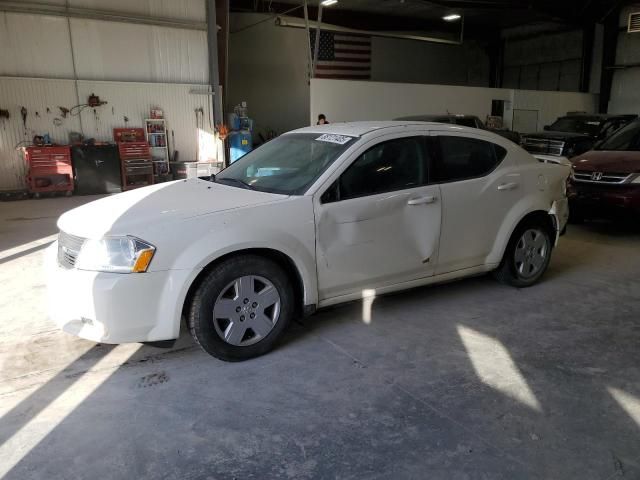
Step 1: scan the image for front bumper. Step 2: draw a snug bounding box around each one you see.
[568,183,640,216]
[45,242,193,343]
[550,198,569,242]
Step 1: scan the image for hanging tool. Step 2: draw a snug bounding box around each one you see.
[59,106,70,118]
[20,107,27,129]
[124,115,129,126]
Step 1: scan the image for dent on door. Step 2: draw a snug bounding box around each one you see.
[316,189,440,298]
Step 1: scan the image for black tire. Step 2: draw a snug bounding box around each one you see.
[493,219,553,288]
[188,255,294,361]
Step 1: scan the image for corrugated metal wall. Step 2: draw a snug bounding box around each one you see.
[0,78,80,191]
[69,0,205,22]
[0,2,213,191]
[609,4,640,113]
[0,77,214,191]
[0,12,208,84]
[502,30,584,92]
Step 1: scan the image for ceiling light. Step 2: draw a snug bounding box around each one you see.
[443,14,461,21]
[321,0,338,6]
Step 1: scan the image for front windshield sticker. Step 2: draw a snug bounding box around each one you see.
[315,134,353,145]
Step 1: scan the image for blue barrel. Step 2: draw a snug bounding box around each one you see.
[229,130,253,163]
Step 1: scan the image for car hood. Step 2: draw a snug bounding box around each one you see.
[571,150,640,174]
[523,131,591,141]
[58,179,288,238]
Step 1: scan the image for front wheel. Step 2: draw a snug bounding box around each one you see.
[493,221,553,287]
[188,255,294,361]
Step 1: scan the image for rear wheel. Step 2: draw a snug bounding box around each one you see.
[494,220,552,287]
[188,255,294,361]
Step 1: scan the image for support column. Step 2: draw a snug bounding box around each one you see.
[599,8,620,113]
[206,0,223,126]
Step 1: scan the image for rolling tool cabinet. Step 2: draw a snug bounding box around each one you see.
[23,146,74,197]
[113,128,154,191]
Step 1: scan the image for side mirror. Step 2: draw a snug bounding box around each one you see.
[543,125,551,131]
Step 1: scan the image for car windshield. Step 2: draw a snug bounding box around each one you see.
[596,121,640,151]
[215,133,356,195]
[548,117,602,136]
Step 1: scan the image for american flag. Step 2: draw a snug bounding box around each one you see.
[310,30,371,80]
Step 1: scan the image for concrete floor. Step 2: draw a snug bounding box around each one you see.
[1,196,639,480]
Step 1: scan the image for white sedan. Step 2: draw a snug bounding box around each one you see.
[47,121,569,361]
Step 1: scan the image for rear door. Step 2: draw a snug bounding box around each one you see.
[314,132,441,301]
[431,131,519,274]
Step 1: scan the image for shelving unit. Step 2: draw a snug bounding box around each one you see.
[145,118,170,177]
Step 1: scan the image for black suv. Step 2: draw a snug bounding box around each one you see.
[520,114,637,159]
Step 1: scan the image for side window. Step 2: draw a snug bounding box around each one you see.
[434,136,506,183]
[331,137,427,201]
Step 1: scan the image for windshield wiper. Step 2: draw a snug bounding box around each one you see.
[215,177,255,190]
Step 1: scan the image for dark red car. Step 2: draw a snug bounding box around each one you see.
[568,120,640,221]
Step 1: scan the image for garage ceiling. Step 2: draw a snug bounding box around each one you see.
[231,0,625,36]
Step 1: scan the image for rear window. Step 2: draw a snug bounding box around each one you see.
[596,121,640,151]
[434,136,507,183]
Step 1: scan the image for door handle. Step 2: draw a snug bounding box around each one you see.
[407,195,437,205]
[497,182,519,191]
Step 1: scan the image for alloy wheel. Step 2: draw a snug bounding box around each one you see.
[212,275,281,346]
[514,228,549,279]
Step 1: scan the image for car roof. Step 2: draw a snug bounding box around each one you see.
[396,114,477,121]
[285,120,475,137]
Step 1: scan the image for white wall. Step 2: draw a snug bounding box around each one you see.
[310,78,512,126]
[0,77,215,191]
[310,79,599,132]
[512,90,598,130]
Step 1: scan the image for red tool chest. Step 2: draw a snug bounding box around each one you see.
[113,128,154,191]
[23,146,74,197]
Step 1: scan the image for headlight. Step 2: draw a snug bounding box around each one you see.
[75,236,155,273]
[632,174,640,184]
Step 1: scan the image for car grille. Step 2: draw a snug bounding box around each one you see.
[522,137,565,156]
[572,170,632,184]
[57,231,86,269]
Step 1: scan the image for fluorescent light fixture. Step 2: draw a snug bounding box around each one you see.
[443,14,461,21]
[321,0,338,6]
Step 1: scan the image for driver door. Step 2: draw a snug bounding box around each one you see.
[314,133,441,301]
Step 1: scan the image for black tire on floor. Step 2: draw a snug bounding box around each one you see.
[188,255,294,361]
[493,218,553,288]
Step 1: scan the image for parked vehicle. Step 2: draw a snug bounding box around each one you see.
[47,122,569,361]
[568,119,640,221]
[396,114,521,144]
[520,114,637,164]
